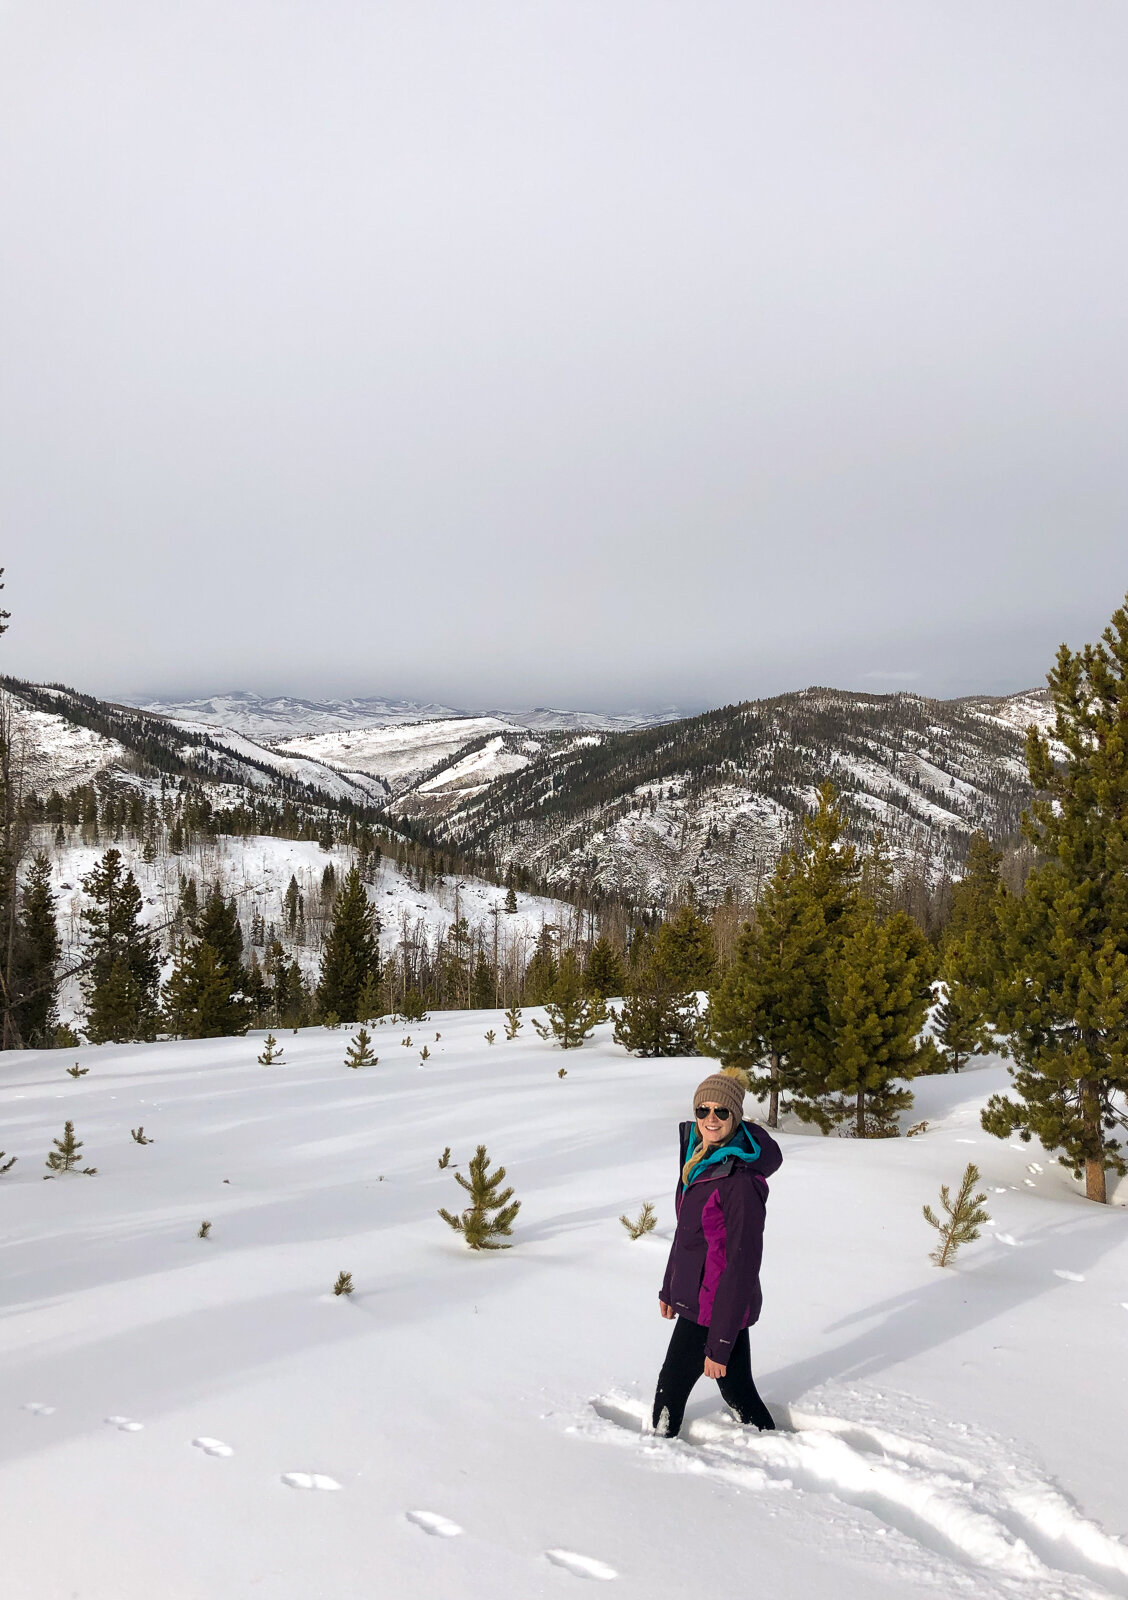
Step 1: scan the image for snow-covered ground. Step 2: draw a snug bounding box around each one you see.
[1,1026,1126,1600]
[276,718,520,794]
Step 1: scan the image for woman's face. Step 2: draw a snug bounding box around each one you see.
[695,1102,732,1145]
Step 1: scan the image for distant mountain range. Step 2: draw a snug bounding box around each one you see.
[129,691,685,743]
[5,675,1054,904]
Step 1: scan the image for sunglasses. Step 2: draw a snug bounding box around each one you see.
[695,1105,733,1122]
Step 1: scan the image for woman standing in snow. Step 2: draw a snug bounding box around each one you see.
[653,1072,782,1438]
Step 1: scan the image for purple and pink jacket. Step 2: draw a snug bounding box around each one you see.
[659,1119,783,1363]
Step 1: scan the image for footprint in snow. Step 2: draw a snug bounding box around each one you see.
[545,1549,618,1580]
[1053,1269,1085,1282]
[406,1510,462,1537]
[23,1402,55,1415]
[281,1472,341,1491]
[105,1415,144,1432]
[192,1437,234,1457]
[581,1390,1128,1594]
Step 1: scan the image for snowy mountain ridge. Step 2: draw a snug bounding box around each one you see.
[128,690,685,743]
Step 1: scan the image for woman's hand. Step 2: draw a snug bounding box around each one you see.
[659,1301,675,1319]
[704,1357,727,1379]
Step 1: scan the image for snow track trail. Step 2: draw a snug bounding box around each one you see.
[580,1391,1128,1599]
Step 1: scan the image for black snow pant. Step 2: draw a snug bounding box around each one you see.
[651,1316,774,1438]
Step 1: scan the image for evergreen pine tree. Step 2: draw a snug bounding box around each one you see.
[317,868,380,1024]
[195,884,246,984]
[80,850,160,1043]
[543,949,604,1048]
[613,932,700,1058]
[701,849,827,1128]
[86,956,145,1046]
[822,909,935,1136]
[284,875,301,932]
[12,852,61,1046]
[935,832,1006,1072]
[45,1120,96,1175]
[504,886,518,914]
[523,927,558,1004]
[933,980,989,1073]
[280,959,310,1029]
[503,1004,523,1039]
[439,1144,521,1249]
[923,1163,990,1266]
[163,937,251,1039]
[356,970,382,1025]
[1,1148,15,1174]
[258,1032,284,1065]
[399,989,429,1023]
[654,905,715,992]
[584,937,625,1001]
[859,828,895,922]
[344,1026,377,1068]
[470,949,495,1009]
[981,595,1128,1203]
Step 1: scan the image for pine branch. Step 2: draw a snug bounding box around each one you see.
[619,1201,657,1239]
[923,1162,990,1267]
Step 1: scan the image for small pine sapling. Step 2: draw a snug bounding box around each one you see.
[45,1121,96,1176]
[66,1063,89,1079]
[333,1270,354,1296]
[419,1044,430,1062]
[323,1011,341,1030]
[130,1127,153,1144]
[504,1005,522,1040]
[198,1220,212,1238]
[1,1150,15,1175]
[401,1035,413,1048]
[484,1029,496,1045]
[439,1144,521,1250]
[906,1121,929,1138]
[435,1031,441,1041]
[619,1201,657,1239]
[557,1066,567,1078]
[438,1146,452,1169]
[923,1162,990,1267]
[258,1033,284,1065]
[344,1027,377,1068]
[531,1016,551,1040]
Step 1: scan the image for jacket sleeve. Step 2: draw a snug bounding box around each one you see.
[703,1174,766,1363]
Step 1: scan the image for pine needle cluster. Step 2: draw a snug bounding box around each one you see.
[619,1201,657,1239]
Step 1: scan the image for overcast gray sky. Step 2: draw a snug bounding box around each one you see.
[3,1,1127,711]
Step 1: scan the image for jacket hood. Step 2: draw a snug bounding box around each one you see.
[677,1117,783,1184]
[679,1119,763,1190]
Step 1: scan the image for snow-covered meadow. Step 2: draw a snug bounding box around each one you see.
[2,1019,1127,1600]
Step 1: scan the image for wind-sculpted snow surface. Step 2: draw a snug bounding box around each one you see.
[0,1019,1124,1599]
